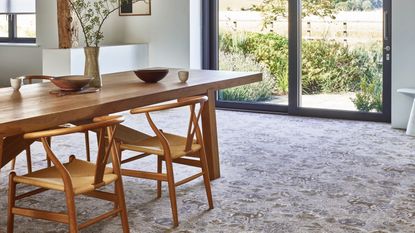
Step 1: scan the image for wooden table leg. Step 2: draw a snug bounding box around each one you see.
[202,89,221,180]
[1,136,34,169]
[0,137,3,226]
[0,137,3,172]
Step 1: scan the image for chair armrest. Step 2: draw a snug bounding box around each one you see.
[24,115,124,139]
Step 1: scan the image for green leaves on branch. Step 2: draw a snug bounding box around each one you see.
[251,0,287,27]
[69,0,141,47]
[69,0,119,47]
[252,0,383,28]
[334,0,383,11]
[252,0,337,28]
[302,0,337,19]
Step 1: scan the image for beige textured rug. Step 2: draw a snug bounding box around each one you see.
[1,109,415,232]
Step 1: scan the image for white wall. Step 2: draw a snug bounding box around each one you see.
[122,0,193,68]
[189,0,202,69]
[0,46,42,86]
[43,44,149,76]
[36,0,58,48]
[391,0,415,128]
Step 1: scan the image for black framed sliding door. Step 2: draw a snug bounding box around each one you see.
[203,0,391,122]
[289,0,391,121]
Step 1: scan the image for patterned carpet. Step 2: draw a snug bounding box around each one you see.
[1,109,415,233]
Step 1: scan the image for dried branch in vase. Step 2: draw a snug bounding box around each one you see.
[68,0,145,47]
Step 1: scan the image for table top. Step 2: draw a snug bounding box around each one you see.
[0,69,261,137]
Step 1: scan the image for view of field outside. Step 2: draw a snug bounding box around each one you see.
[0,14,36,39]
[219,0,384,112]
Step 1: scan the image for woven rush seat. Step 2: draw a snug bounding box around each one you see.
[14,158,117,195]
[120,132,201,159]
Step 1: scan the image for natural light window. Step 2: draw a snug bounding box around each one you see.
[0,14,7,37]
[0,0,36,43]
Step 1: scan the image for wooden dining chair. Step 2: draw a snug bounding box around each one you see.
[118,96,214,227]
[23,75,53,84]
[10,75,91,173]
[7,115,129,233]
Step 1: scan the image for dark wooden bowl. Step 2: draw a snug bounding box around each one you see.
[134,68,169,83]
[50,75,93,91]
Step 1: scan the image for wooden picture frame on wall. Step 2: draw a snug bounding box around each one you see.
[119,0,151,16]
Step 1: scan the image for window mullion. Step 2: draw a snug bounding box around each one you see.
[10,14,16,41]
[7,14,13,41]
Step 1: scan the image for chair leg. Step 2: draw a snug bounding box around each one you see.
[10,159,16,171]
[25,145,32,173]
[157,155,162,198]
[113,142,122,211]
[46,137,52,168]
[115,179,130,233]
[7,172,17,233]
[64,191,78,233]
[165,160,179,227]
[198,149,214,209]
[84,131,91,162]
[96,132,107,157]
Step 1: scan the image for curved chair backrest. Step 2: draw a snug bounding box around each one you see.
[23,115,124,189]
[24,116,124,139]
[130,96,208,114]
[130,96,208,155]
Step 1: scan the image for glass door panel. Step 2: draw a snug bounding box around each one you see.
[300,1,385,113]
[217,0,289,107]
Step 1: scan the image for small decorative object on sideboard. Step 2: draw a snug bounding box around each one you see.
[178,70,189,83]
[50,75,93,91]
[134,68,169,83]
[68,0,128,88]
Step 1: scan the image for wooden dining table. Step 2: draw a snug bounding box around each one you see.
[0,69,262,180]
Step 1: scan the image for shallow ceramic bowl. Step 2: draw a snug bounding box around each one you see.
[50,75,93,91]
[134,68,169,83]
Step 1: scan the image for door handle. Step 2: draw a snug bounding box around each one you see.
[384,11,389,41]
